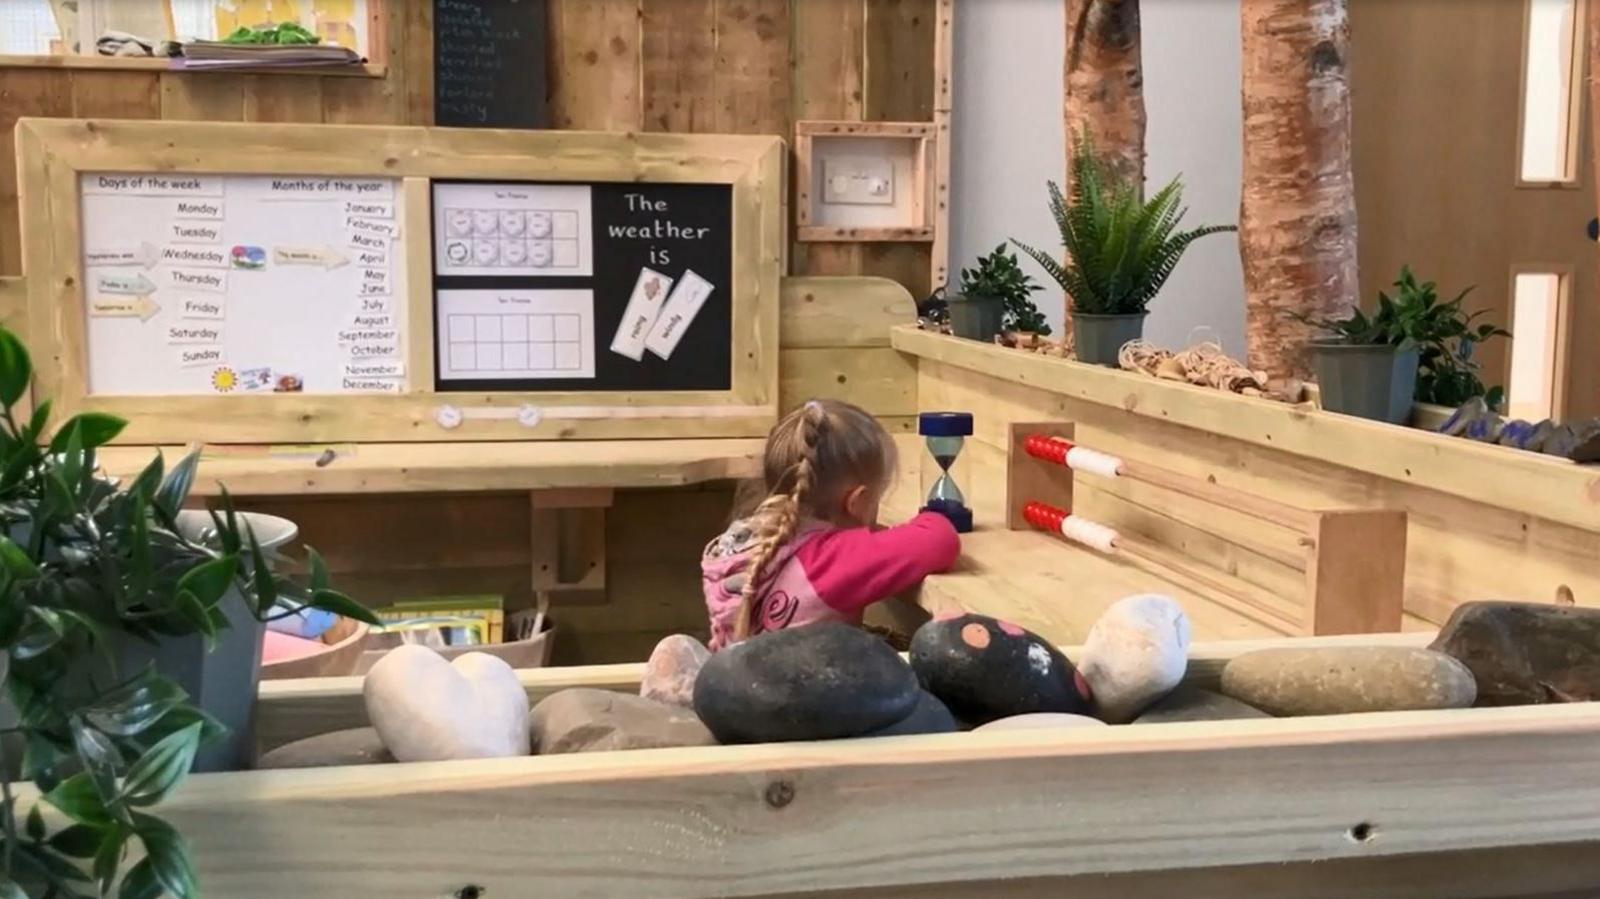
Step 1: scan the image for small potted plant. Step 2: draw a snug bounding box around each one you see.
[1012,132,1235,365]
[1300,267,1509,425]
[948,245,1041,342]
[0,325,375,897]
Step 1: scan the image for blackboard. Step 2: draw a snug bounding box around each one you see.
[430,180,734,393]
[433,0,548,129]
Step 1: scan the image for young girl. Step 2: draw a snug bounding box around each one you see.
[702,399,962,650]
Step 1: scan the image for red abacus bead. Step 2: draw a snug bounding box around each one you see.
[1024,434,1071,465]
[1023,501,1068,532]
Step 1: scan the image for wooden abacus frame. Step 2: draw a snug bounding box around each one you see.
[14,118,785,444]
[1005,422,1408,636]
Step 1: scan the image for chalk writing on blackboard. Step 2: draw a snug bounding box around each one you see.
[433,0,547,129]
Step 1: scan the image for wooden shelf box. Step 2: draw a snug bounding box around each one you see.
[795,120,937,243]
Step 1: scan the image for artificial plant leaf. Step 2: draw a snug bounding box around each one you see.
[43,774,112,828]
[46,824,106,860]
[12,842,91,886]
[0,536,40,578]
[128,452,164,503]
[154,452,201,522]
[70,714,121,802]
[307,588,380,626]
[115,858,162,899]
[92,825,130,896]
[27,399,52,440]
[57,423,86,499]
[27,805,46,842]
[118,722,202,808]
[175,556,237,609]
[0,327,33,408]
[14,607,67,660]
[49,413,127,454]
[131,814,197,899]
[0,880,24,899]
[306,546,330,592]
[83,669,186,738]
[246,529,277,617]
[174,591,215,646]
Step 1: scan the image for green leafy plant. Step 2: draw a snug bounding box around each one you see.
[958,244,1051,336]
[0,325,375,898]
[1297,267,1510,409]
[1012,132,1235,316]
[221,22,320,45]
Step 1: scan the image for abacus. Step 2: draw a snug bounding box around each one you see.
[1006,422,1407,636]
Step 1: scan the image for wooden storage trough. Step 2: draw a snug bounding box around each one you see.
[21,631,1583,898]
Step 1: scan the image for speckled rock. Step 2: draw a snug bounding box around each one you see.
[531,689,716,754]
[909,613,1092,726]
[1220,646,1477,716]
[973,713,1108,732]
[257,728,394,769]
[1078,594,1191,723]
[1430,601,1600,706]
[693,622,920,743]
[639,634,711,708]
[1131,686,1272,724]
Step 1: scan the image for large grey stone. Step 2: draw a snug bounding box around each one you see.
[1078,594,1191,723]
[257,728,394,769]
[1431,601,1600,706]
[973,713,1107,732]
[1132,686,1271,724]
[909,614,1091,726]
[532,688,716,754]
[694,622,920,744]
[1220,646,1476,716]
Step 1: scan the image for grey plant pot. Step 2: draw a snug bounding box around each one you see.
[0,511,297,776]
[1072,312,1147,366]
[947,292,1005,342]
[1311,342,1420,425]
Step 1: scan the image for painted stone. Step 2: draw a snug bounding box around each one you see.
[973,713,1107,732]
[1430,600,1600,706]
[1131,686,1271,724]
[639,634,711,708]
[256,727,394,769]
[531,689,716,754]
[909,613,1092,726]
[362,645,530,762]
[1078,594,1192,723]
[862,690,961,737]
[1220,646,1476,717]
[693,622,920,744]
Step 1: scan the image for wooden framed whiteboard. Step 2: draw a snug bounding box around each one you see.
[15,119,784,444]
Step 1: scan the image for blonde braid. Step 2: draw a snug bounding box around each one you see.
[733,404,823,641]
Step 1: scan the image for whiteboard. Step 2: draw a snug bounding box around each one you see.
[79,173,407,396]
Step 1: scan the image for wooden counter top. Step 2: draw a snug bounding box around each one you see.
[96,439,765,496]
[892,326,1600,533]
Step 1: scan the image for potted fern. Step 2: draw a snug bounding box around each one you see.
[0,324,376,897]
[1013,133,1235,365]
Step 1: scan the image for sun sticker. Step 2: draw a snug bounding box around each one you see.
[212,367,238,393]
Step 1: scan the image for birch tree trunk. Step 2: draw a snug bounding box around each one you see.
[1239,0,1359,382]
[1064,0,1145,331]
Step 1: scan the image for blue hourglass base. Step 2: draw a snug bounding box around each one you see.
[922,498,973,533]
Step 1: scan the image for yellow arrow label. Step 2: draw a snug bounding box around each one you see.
[90,295,161,322]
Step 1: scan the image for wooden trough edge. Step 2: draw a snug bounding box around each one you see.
[256,630,1437,751]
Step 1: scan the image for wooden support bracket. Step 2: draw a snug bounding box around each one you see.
[530,488,611,599]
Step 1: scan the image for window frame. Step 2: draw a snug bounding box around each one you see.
[1514,0,1588,188]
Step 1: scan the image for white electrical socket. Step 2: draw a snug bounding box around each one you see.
[821,155,895,206]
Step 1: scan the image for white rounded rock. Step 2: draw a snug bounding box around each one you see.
[973,713,1108,732]
[362,645,530,762]
[1079,594,1191,723]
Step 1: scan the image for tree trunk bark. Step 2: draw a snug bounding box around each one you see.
[1064,0,1145,333]
[1239,0,1360,382]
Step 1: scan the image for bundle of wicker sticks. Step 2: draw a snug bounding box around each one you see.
[1117,339,1305,402]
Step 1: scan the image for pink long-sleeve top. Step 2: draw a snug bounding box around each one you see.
[701,511,961,650]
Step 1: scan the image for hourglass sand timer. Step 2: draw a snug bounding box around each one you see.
[919,411,974,533]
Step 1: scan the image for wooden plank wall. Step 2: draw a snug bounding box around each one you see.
[2,1,939,298]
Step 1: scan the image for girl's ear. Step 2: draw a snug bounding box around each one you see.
[841,484,875,525]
